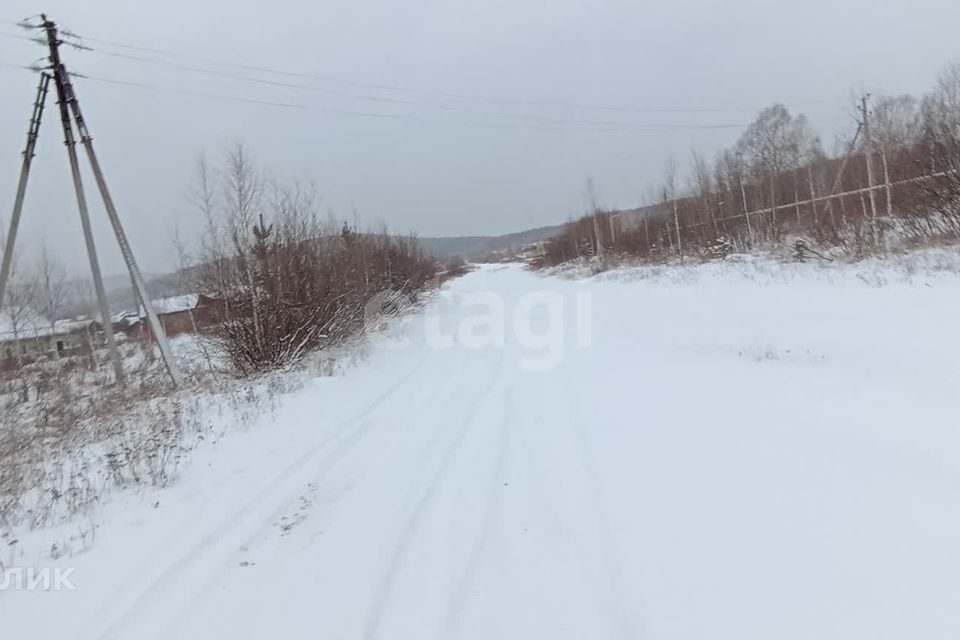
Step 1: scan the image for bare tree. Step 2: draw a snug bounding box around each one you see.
[34,242,68,334]
[1,251,37,367]
[223,144,266,356]
[584,179,605,259]
[736,104,821,235]
[689,150,717,237]
[919,61,960,232]
[663,157,682,258]
[872,95,921,152]
[866,95,920,219]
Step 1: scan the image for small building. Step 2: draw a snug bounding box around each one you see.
[1,309,102,366]
[122,293,223,341]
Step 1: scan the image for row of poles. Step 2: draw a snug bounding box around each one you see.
[0,15,182,387]
[601,94,904,252]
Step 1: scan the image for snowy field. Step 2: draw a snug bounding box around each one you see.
[2,261,959,639]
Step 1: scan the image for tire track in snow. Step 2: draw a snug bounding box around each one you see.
[236,351,452,552]
[155,350,461,635]
[362,348,507,640]
[442,386,512,638]
[562,370,644,639]
[510,394,563,532]
[94,353,432,640]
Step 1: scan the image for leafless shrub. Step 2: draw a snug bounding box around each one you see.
[192,145,438,374]
[917,62,960,232]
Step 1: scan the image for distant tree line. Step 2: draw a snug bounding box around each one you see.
[538,60,960,267]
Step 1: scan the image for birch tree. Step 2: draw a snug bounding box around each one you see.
[735,104,821,234]
[34,243,67,334]
[920,62,960,230]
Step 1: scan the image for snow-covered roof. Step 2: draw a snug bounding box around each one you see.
[0,309,97,343]
[146,294,199,316]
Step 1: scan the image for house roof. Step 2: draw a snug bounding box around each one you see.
[147,294,199,316]
[0,308,97,343]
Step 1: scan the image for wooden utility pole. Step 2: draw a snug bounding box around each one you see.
[822,121,862,226]
[807,165,819,224]
[794,173,802,225]
[643,215,650,255]
[672,200,682,259]
[736,153,753,242]
[881,150,894,217]
[860,94,881,245]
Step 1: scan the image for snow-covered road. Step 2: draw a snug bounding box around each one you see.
[4,263,960,639]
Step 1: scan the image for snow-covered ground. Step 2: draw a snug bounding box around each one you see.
[2,261,960,639]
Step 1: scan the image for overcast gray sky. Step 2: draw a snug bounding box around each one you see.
[2,0,959,276]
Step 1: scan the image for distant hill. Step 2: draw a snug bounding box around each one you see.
[61,270,189,318]
[104,271,188,313]
[415,207,659,262]
[64,221,582,316]
[416,223,568,260]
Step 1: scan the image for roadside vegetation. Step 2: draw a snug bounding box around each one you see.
[535,61,960,271]
[191,145,437,374]
[1,144,440,542]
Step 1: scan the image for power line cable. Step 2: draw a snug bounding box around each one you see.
[75,46,756,129]
[3,20,773,115]
[3,20,842,127]
[83,33,754,113]
[1,28,755,131]
[75,72,751,134]
[11,20,846,134]
[0,29,41,44]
